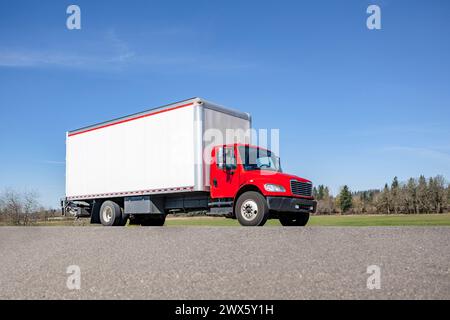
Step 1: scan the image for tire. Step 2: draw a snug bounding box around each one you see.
[99,201,124,226]
[235,191,269,226]
[136,214,166,226]
[279,213,310,226]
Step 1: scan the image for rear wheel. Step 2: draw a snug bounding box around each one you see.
[235,191,269,226]
[99,201,125,226]
[279,213,310,226]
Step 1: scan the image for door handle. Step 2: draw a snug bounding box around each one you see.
[213,178,218,187]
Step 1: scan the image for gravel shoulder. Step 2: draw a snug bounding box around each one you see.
[0,226,449,299]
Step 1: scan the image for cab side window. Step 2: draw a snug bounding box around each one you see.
[217,147,236,169]
[217,147,224,169]
[225,147,236,167]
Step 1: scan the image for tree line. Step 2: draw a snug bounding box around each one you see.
[313,175,449,215]
[0,189,58,225]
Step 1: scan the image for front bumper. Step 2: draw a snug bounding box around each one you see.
[266,197,317,213]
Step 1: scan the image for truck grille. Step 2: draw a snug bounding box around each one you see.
[290,180,312,197]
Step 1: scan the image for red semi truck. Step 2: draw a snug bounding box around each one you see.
[63,98,316,226]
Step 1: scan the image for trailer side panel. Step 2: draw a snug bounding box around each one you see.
[66,104,196,199]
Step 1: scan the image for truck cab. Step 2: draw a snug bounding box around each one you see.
[210,144,316,226]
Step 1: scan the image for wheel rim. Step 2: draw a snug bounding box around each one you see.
[241,200,259,221]
[102,206,113,223]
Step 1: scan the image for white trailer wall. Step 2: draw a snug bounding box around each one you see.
[66,104,195,199]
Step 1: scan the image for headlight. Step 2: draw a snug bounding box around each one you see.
[264,184,286,192]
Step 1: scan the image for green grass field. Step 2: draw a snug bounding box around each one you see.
[2,213,449,227]
[165,213,450,227]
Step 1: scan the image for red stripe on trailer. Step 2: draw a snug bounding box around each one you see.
[68,102,194,137]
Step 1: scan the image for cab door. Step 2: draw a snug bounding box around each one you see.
[210,146,240,198]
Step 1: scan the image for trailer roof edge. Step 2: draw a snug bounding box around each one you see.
[68,97,250,135]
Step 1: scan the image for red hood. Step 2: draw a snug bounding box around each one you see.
[252,171,311,184]
[273,172,311,183]
[242,170,312,195]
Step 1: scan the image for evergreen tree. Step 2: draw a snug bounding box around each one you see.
[406,178,418,214]
[379,183,391,214]
[339,185,353,213]
[317,185,325,200]
[391,176,400,214]
[417,175,428,213]
[312,187,318,199]
[324,186,330,198]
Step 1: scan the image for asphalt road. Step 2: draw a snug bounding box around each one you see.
[0,226,449,299]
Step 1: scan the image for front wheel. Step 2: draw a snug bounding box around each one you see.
[279,213,310,226]
[235,191,269,226]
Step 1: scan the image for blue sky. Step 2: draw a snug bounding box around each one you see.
[1,0,449,207]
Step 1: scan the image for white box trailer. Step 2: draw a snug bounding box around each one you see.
[66,97,251,201]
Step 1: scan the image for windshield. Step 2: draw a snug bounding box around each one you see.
[238,146,282,172]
